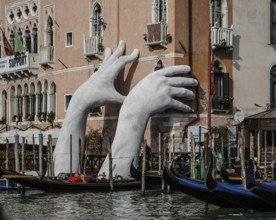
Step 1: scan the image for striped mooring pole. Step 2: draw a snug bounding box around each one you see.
[39,132,43,177]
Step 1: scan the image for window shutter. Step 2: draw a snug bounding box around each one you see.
[223,73,229,97]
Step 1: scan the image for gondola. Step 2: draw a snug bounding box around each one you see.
[206,162,276,211]
[130,159,162,187]
[0,166,140,193]
[163,163,239,208]
[246,159,276,208]
[220,164,242,184]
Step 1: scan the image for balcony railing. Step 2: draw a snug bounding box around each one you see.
[0,52,39,76]
[211,27,233,49]
[146,22,169,46]
[83,36,103,57]
[39,45,54,65]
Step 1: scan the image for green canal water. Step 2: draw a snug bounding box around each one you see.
[0,189,276,220]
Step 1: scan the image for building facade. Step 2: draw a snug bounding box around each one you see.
[0,0,234,153]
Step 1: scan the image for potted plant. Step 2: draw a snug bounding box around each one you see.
[217,96,233,110]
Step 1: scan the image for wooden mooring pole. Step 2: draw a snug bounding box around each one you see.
[272,132,275,180]
[108,137,114,191]
[70,134,73,177]
[39,132,43,178]
[162,137,167,192]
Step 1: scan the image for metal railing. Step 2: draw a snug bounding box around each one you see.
[83,36,103,56]
[211,27,233,49]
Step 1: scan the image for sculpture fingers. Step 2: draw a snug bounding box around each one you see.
[103,47,112,63]
[157,65,191,77]
[114,48,139,67]
[169,99,193,112]
[168,77,198,87]
[169,87,196,100]
[106,40,126,63]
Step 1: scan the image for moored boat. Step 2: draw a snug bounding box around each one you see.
[220,164,242,185]
[206,162,276,211]
[130,159,162,187]
[246,159,276,208]
[0,166,140,192]
[163,163,239,208]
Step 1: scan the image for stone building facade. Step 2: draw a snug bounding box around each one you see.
[0,0,234,153]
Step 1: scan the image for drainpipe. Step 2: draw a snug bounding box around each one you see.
[183,0,200,140]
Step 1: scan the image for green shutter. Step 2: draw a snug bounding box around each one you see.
[223,73,229,97]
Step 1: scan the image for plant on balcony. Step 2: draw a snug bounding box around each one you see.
[47,111,55,124]
[17,114,22,122]
[217,96,233,110]
[12,115,17,122]
[26,114,35,121]
[0,117,6,124]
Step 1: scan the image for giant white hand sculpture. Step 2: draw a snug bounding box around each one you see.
[98,66,198,179]
[53,41,139,175]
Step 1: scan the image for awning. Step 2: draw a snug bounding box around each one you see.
[0,128,60,145]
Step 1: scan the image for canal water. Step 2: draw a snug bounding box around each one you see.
[0,189,276,220]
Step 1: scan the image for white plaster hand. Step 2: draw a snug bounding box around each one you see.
[53,41,139,176]
[74,40,139,110]
[98,65,198,179]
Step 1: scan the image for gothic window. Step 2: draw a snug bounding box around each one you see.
[91,4,103,37]
[270,65,276,106]
[152,0,168,23]
[49,82,56,114]
[211,0,222,27]
[46,17,54,46]
[154,60,164,71]
[25,26,31,52]
[32,24,38,53]
[271,0,276,44]
[1,91,7,122]
[37,81,43,113]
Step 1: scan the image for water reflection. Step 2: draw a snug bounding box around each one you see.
[0,190,276,219]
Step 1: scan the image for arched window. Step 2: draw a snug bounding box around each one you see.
[30,83,36,119]
[152,0,168,23]
[32,24,38,53]
[154,60,164,71]
[92,4,103,37]
[37,81,43,114]
[44,81,48,113]
[17,85,23,121]
[1,91,7,122]
[270,65,276,106]
[49,82,56,114]
[211,0,222,27]
[25,26,31,52]
[10,86,16,122]
[46,17,54,46]
[23,84,29,120]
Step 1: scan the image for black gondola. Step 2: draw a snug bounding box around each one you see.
[163,163,239,208]
[206,162,276,211]
[0,166,140,192]
[220,164,242,184]
[246,159,276,208]
[130,159,162,187]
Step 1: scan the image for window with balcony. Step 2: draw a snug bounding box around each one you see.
[211,0,222,27]
[84,3,104,57]
[145,0,170,46]
[40,17,54,65]
[271,0,276,44]
[270,65,276,106]
[213,60,231,111]
[210,0,233,49]
[152,0,168,23]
